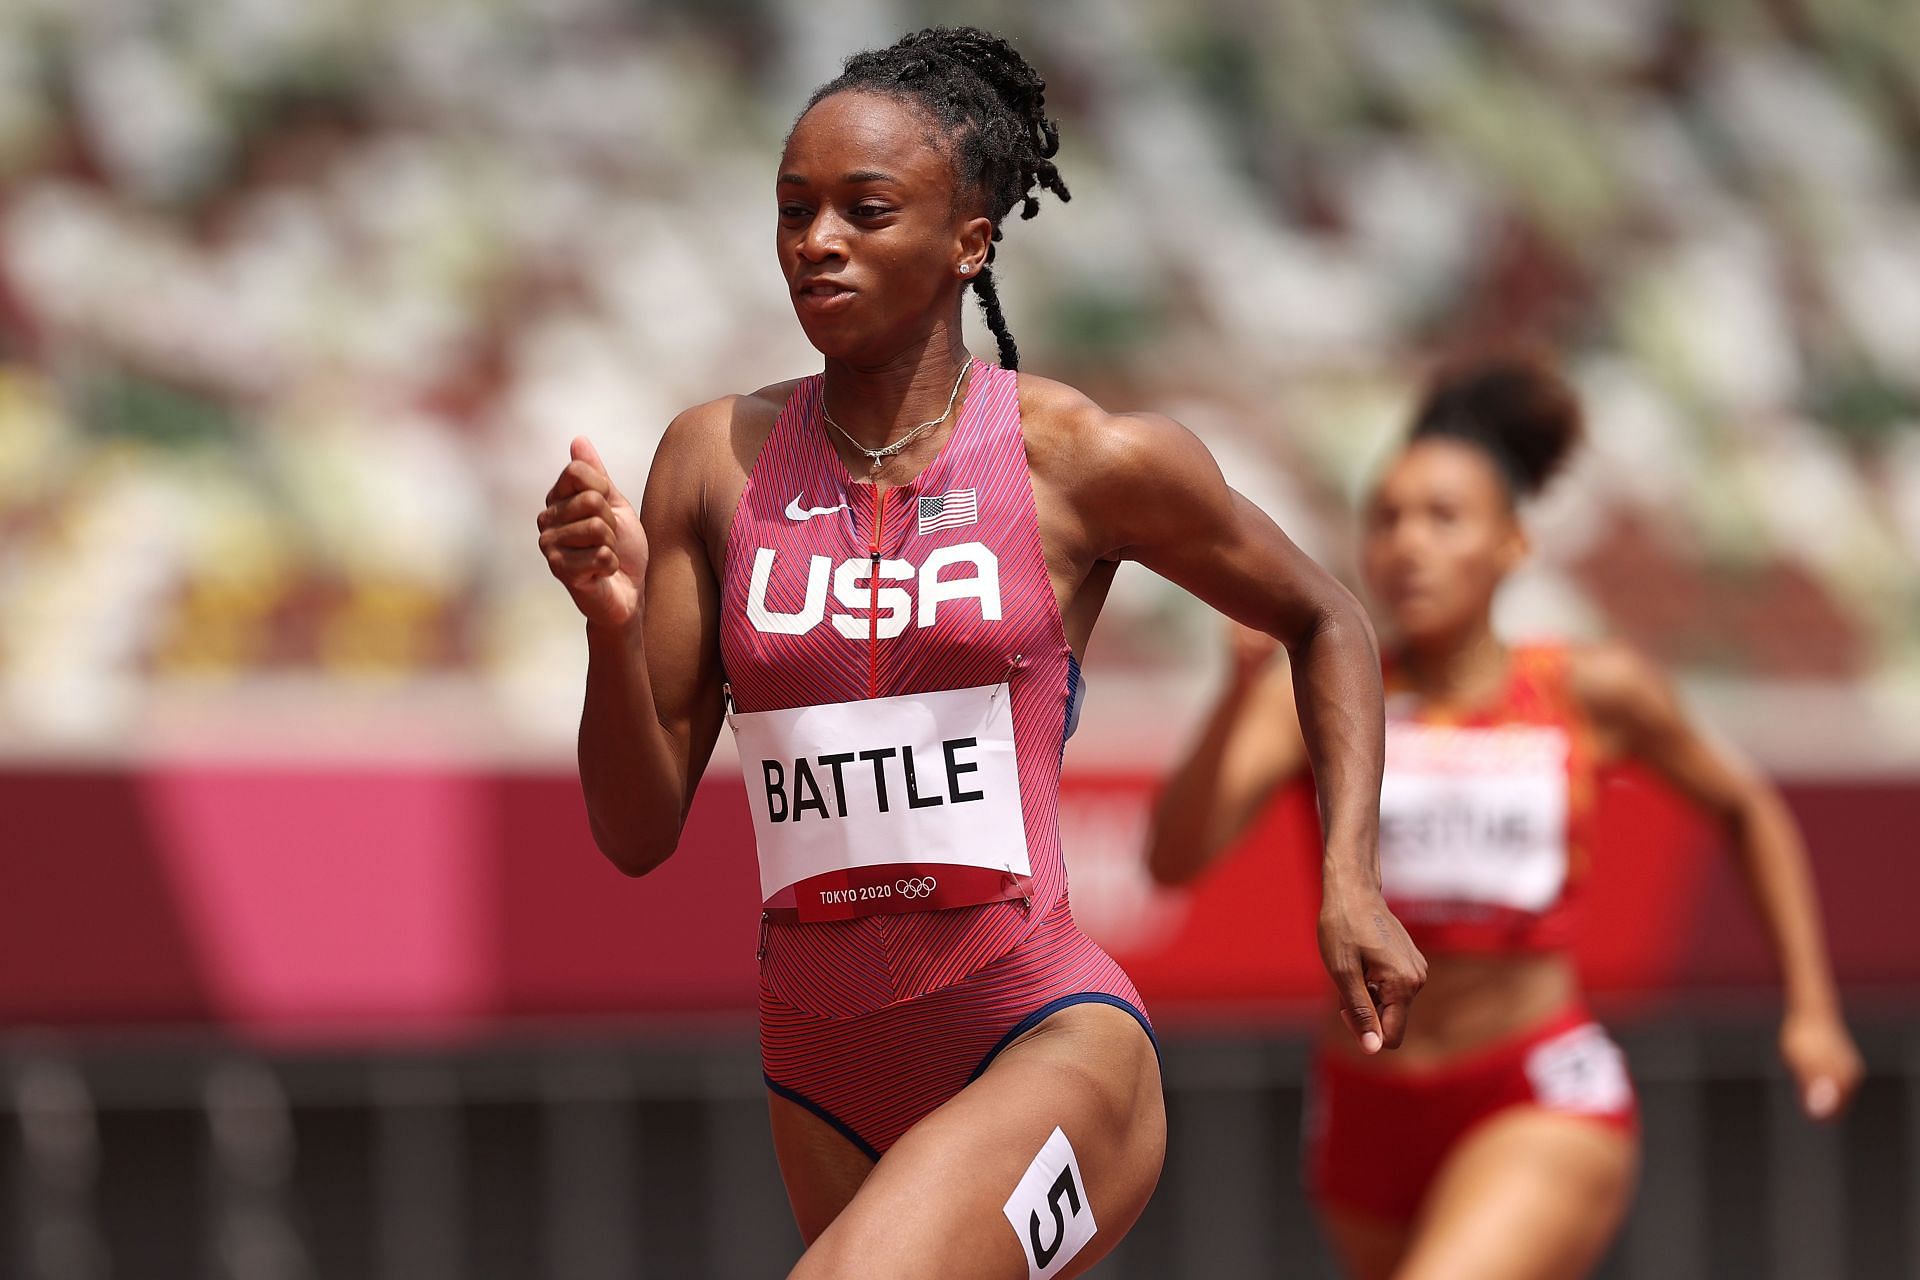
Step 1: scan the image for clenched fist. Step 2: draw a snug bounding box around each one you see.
[1780,1005,1864,1121]
[1318,880,1427,1053]
[538,437,647,629]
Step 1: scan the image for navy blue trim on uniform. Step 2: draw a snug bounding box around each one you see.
[1061,652,1084,753]
[968,992,1159,1085]
[764,1075,882,1163]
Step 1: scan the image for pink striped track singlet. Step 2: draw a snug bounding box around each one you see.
[717,358,1151,1158]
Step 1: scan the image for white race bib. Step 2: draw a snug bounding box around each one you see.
[1525,1023,1634,1114]
[728,682,1032,921]
[1003,1126,1097,1278]
[1378,722,1570,913]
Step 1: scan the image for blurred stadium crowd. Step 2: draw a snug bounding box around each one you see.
[1,0,1917,756]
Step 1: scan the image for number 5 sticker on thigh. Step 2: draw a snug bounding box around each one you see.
[1002,1126,1096,1278]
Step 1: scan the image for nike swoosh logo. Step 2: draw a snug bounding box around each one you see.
[785,496,850,522]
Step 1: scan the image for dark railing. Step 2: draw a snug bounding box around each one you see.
[5,1014,1914,1279]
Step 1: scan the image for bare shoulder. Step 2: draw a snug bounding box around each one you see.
[646,379,806,547]
[1017,370,1226,563]
[1566,640,1679,734]
[1017,370,1215,507]
[658,379,804,472]
[1016,371,1192,474]
[1021,376,1198,564]
[1016,372,1112,452]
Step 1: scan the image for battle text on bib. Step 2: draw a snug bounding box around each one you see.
[729,682,1033,922]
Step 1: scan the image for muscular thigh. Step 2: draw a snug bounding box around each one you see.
[769,1094,877,1244]
[788,1002,1164,1280]
[1398,1108,1638,1280]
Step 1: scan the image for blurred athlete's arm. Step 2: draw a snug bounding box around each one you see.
[1573,642,1864,1119]
[1065,406,1424,1054]
[1146,626,1308,886]
[538,410,728,875]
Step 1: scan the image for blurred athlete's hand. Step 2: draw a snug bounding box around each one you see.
[539,437,647,629]
[1318,884,1426,1054]
[1780,1006,1864,1121]
[1226,620,1281,682]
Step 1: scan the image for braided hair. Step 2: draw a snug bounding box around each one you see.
[802,26,1069,370]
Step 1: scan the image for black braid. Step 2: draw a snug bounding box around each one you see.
[969,266,1019,372]
[802,26,1070,369]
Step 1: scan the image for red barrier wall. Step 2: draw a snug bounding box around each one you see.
[3,766,1914,1040]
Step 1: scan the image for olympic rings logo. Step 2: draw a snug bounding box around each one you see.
[895,877,937,899]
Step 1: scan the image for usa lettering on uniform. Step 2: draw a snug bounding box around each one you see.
[745,542,1002,637]
[761,736,988,822]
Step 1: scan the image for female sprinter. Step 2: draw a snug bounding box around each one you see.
[535,26,1424,1279]
[1147,351,1864,1279]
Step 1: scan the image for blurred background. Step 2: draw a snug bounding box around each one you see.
[3,0,1918,1275]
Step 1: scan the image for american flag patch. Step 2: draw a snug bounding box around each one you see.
[917,488,979,536]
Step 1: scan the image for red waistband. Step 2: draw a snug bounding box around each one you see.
[1393,898,1578,955]
[763,863,1033,924]
[1318,1000,1598,1085]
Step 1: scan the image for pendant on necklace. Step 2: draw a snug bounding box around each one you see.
[870,456,884,474]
